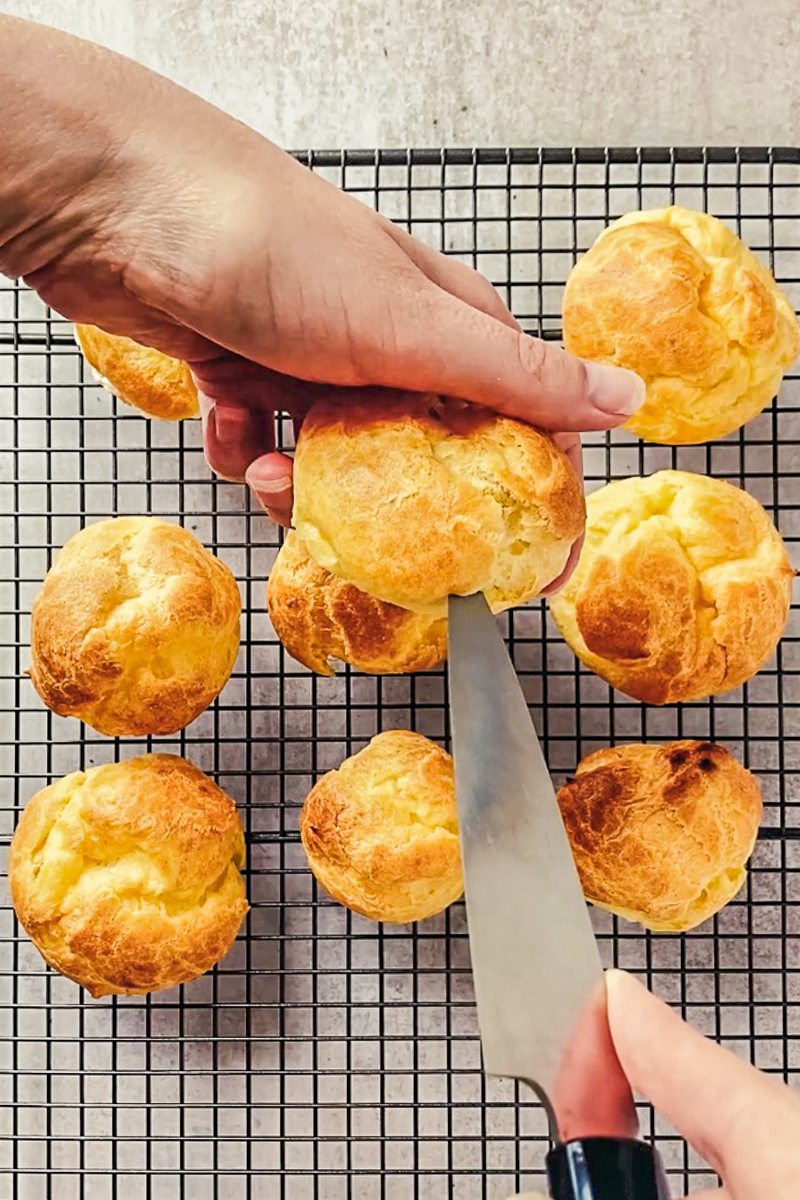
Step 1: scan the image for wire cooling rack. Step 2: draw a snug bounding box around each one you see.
[1,147,799,1199]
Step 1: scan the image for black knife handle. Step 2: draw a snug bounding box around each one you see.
[547,1137,670,1200]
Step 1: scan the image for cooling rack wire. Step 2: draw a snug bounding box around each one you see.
[1,146,799,1198]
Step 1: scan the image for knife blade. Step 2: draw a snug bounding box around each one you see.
[448,592,605,1106]
[447,593,669,1200]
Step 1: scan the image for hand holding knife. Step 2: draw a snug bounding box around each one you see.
[447,593,670,1199]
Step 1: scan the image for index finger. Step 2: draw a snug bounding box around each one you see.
[606,970,800,1192]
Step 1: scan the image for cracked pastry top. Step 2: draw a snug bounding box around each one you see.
[75,324,199,420]
[30,516,241,736]
[549,470,793,704]
[292,392,585,615]
[300,730,463,924]
[267,531,447,675]
[557,740,762,932]
[562,205,800,444]
[8,755,248,997]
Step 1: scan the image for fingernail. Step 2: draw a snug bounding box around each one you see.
[583,361,646,418]
[245,460,293,496]
[250,475,292,494]
[604,968,629,984]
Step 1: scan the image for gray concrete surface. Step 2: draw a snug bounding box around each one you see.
[2,6,799,1196]
[3,0,800,148]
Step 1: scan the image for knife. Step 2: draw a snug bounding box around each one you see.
[447,593,670,1200]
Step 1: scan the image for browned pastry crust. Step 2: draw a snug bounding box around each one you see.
[563,206,800,444]
[267,531,447,675]
[557,740,762,932]
[9,755,248,996]
[30,516,241,736]
[292,391,585,615]
[300,730,462,923]
[75,324,199,420]
[549,470,794,704]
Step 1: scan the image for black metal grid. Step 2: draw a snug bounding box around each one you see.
[1,146,799,1198]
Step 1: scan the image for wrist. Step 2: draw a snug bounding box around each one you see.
[0,18,147,279]
[0,16,282,334]
[0,149,132,285]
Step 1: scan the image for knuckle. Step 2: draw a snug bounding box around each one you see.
[201,425,246,482]
[515,333,551,381]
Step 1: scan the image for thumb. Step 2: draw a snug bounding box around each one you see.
[246,452,293,528]
[606,970,800,1196]
[379,284,644,431]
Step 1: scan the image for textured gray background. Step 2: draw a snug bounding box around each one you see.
[1,0,799,147]
[1,3,800,1196]
[2,152,799,1198]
